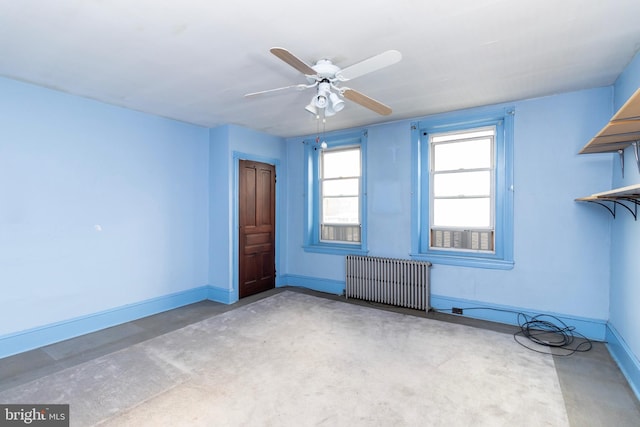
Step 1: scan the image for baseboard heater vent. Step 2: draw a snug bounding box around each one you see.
[345,255,431,311]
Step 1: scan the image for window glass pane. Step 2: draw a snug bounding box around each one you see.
[433,138,492,171]
[322,149,360,178]
[433,171,490,197]
[433,198,491,228]
[322,178,359,197]
[432,129,494,143]
[323,197,359,224]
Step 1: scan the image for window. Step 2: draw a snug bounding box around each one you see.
[430,127,495,252]
[411,107,514,269]
[320,147,361,243]
[304,130,368,255]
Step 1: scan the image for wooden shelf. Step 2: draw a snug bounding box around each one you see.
[575,184,640,219]
[577,89,640,219]
[576,183,640,200]
[579,88,640,154]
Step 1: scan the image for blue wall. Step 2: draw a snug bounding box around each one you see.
[208,125,231,299]
[0,77,209,345]
[208,124,286,303]
[284,87,613,337]
[609,51,640,395]
[0,79,287,357]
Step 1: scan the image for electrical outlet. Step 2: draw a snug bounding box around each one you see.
[452,307,463,315]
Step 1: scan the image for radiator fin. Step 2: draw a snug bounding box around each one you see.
[345,255,431,311]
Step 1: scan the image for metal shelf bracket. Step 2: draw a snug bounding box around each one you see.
[583,200,616,218]
[583,198,638,220]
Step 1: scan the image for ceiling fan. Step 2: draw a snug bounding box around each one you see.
[245,47,402,117]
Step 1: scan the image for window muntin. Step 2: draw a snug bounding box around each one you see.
[320,146,361,243]
[429,126,496,252]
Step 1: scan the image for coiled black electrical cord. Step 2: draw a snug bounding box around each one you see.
[514,312,592,356]
[432,307,593,356]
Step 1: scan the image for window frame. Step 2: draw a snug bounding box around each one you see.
[303,130,368,255]
[429,126,496,253]
[411,107,514,269]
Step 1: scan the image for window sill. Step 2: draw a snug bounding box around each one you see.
[410,253,514,270]
[303,244,369,256]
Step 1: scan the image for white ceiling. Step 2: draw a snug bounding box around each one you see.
[1,0,640,138]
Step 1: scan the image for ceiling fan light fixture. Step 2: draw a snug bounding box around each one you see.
[314,81,332,108]
[314,94,328,108]
[329,92,345,112]
[305,101,318,115]
[324,103,337,117]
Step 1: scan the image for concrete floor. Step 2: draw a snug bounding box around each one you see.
[1,287,639,426]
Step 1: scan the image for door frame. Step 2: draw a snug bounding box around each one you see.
[232,151,283,303]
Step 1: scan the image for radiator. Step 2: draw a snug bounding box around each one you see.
[345,255,431,311]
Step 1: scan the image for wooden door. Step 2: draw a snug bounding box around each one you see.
[239,160,276,298]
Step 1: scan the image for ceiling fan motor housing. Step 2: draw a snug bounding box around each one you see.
[312,59,340,79]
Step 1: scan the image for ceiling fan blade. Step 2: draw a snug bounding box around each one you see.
[343,88,392,115]
[245,83,312,98]
[336,50,402,81]
[270,47,316,76]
